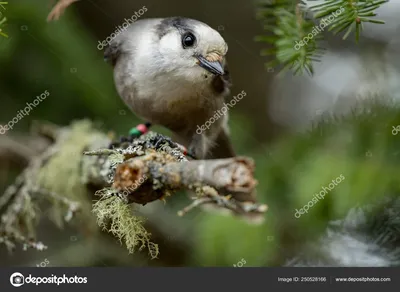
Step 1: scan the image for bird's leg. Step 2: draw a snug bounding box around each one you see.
[108,122,152,149]
[185,148,198,159]
[187,133,207,160]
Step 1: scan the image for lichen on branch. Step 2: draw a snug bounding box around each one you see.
[0,120,267,258]
[92,194,159,259]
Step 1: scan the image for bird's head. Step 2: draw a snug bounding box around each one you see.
[156,17,228,78]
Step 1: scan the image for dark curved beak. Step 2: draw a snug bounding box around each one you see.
[196,55,224,75]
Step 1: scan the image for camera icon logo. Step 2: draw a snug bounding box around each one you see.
[10,272,25,287]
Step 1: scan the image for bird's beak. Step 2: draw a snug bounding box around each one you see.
[196,55,224,75]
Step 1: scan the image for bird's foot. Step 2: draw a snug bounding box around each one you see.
[154,136,197,159]
[186,149,197,159]
[108,122,152,149]
[187,145,198,160]
[154,135,177,149]
[174,144,196,159]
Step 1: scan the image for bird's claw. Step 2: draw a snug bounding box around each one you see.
[187,145,198,159]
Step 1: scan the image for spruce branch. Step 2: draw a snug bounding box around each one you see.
[309,0,387,41]
[256,0,324,76]
[256,0,388,75]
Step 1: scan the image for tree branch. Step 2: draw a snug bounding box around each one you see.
[47,0,80,22]
[0,120,267,258]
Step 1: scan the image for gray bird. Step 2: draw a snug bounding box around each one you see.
[104,17,235,159]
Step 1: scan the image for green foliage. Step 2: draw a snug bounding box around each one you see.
[310,0,387,40]
[256,0,324,75]
[256,0,388,75]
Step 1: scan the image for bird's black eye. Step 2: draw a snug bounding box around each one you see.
[182,32,196,48]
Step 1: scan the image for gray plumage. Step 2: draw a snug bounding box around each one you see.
[105,17,234,159]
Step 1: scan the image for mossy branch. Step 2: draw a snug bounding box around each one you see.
[0,120,266,259]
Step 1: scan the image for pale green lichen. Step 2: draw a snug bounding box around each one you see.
[19,193,40,239]
[92,193,159,259]
[2,119,161,256]
[37,120,95,200]
[40,120,159,258]
[36,120,99,228]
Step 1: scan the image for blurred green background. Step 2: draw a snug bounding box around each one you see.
[1,0,400,267]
